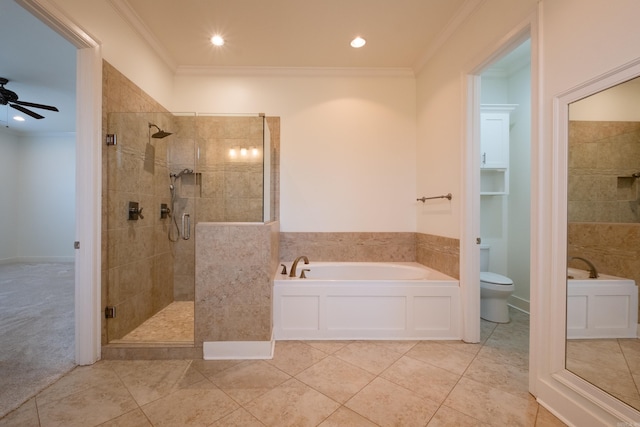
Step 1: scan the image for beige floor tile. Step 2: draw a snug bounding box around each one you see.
[476,341,529,370]
[346,377,439,426]
[438,339,483,356]
[620,339,640,374]
[370,340,418,354]
[566,356,640,407]
[141,380,238,427]
[244,378,340,427]
[305,340,352,354]
[534,405,567,426]
[318,407,378,426]
[566,339,627,372]
[295,355,375,403]
[209,360,290,404]
[265,341,327,375]
[189,359,243,379]
[380,355,460,404]
[118,301,194,343]
[406,341,476,375]
[464,355,531,399]
[209,408,265,427]
[109,360,196,406]
[443,377,537,427]
[99,408,152,427]
[0,398,40,427]
[334,341,403,375]
[427,405,490,426]
[37,377,139,427]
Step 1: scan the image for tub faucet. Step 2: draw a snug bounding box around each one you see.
[568,256,599,278]
[289,255,309,277]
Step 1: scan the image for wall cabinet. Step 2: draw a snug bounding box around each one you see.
[480,105,516,195]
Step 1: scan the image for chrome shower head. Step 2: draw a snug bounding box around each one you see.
[148,123,172,138]
[170,168,194,179]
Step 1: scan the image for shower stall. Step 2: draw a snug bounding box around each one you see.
[104,112,275,345]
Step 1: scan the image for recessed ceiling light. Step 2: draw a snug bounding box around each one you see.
[211,35,224,46]
[13,116,25,122]
[350,36,366,48]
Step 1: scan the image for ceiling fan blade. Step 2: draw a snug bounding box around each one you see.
[10,103,45,119]
[13,100,59,112]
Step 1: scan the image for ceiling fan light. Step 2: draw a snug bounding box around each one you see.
[13,115,25,122]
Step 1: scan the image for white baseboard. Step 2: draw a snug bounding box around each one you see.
[508,295,530,314]
[203,338,275,360]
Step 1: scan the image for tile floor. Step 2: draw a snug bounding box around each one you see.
[1,309,568,427]
[566,338,640,412]
[114,301,195,344]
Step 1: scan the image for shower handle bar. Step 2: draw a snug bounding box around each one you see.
[181,213,191,240]
[417,193,452,203]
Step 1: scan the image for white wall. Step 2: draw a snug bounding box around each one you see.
[172,72,418,232]
[535,0,640,423]
[18,134,76,260]
[415,0,538,239]
[53,0,175,110]
[506,64,532,309]
[0,129,75,262]
[0,129,19,262]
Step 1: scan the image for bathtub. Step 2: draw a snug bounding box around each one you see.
[567,268,638,339]
[273,262,461,340]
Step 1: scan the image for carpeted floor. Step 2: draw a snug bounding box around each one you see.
[0,262,76,418]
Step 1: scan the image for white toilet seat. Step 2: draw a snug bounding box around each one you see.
[480,271,513,285]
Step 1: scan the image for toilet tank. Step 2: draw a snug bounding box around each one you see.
[480,244,490,272]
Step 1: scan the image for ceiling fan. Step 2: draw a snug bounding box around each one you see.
[0,77,59,120]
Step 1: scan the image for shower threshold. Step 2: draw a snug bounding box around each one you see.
[110,301,194,345]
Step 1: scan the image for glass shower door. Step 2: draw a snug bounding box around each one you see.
[104,112,196,344]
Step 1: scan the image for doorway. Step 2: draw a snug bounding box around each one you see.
[462,29,533,344]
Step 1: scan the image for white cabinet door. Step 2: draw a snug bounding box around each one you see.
[480,112,509,168]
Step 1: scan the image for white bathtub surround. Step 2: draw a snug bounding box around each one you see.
[274,262,461,340]
[567,268,638,339]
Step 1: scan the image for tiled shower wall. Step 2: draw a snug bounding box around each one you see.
[568,120,640,324]
[568,121,640,222]
[279,232,460,279]
[195,221,279,344]
[102,62,175,343]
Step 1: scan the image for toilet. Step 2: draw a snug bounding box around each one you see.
[480,245,515,323]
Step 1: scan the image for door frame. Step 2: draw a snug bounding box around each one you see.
[18,0,102,365]
[461,13,536,372]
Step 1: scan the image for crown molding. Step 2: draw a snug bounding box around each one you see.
[108,0,178,72]
[413,0,486,73]
[176,65,415,78]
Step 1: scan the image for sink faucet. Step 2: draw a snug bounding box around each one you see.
[568,256,599,278]
[289,255,309,277]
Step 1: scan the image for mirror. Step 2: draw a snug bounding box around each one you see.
[567,75,640,411]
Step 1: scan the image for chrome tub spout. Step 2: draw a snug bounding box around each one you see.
[289,256,309,277]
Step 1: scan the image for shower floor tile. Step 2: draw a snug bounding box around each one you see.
[117,301,194,344]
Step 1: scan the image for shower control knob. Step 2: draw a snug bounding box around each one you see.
[128,202,144,220]
[160,204,171,219]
